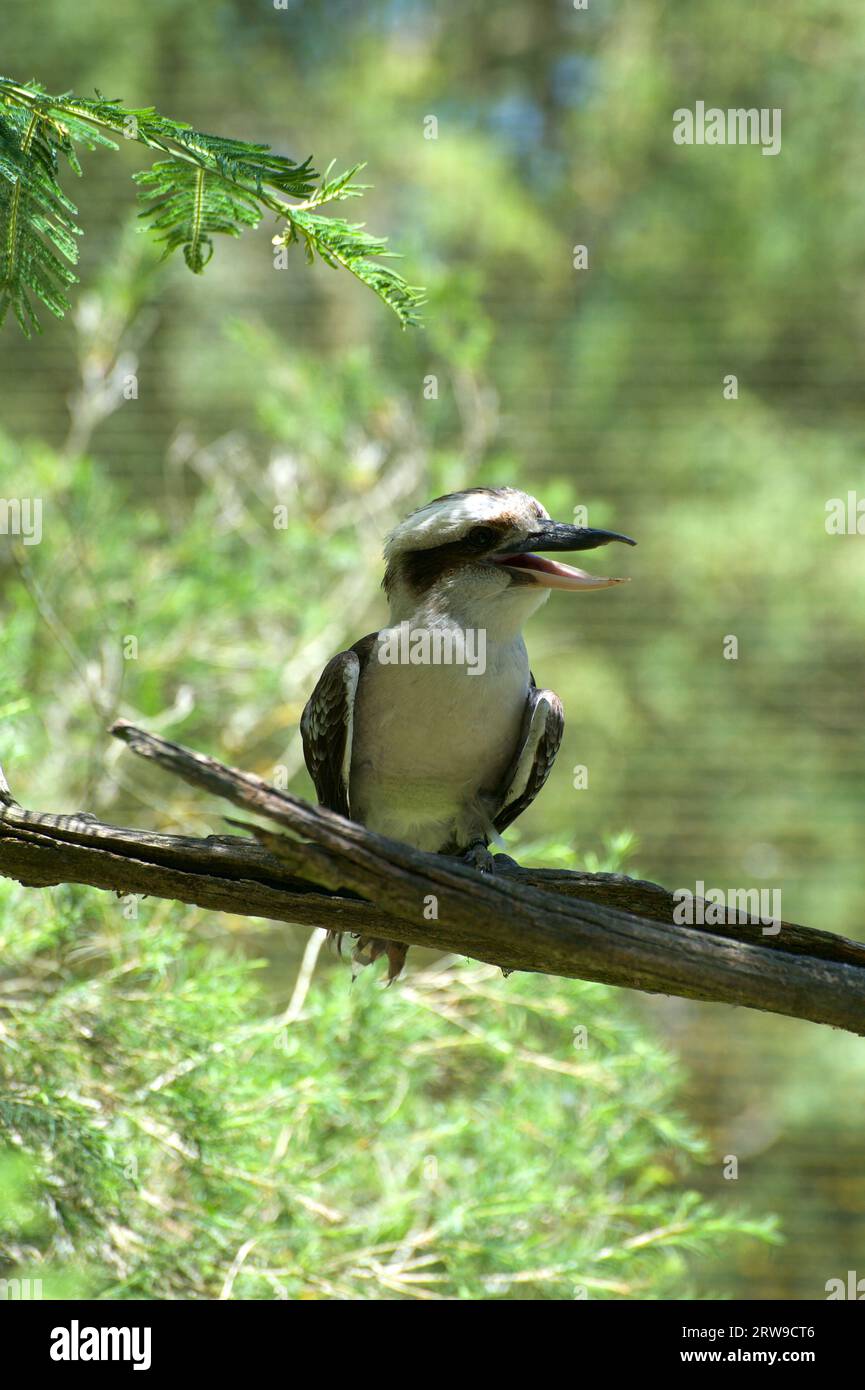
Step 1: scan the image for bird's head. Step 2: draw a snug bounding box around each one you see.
[383,487,635,631]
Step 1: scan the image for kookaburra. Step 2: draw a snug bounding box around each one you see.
[301,487,635,979]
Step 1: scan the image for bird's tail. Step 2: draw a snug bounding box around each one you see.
[328,931,407,984]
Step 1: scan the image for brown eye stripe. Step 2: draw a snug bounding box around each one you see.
[384,519,519,596]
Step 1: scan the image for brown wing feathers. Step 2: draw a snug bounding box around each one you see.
[493,682,564,835]
[300,634,407,982]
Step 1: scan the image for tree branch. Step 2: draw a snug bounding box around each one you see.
[0,720,863,1036]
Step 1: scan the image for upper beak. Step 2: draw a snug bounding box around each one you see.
[492,522,636,591]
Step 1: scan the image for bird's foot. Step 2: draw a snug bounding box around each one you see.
[456,843,523,876]
[459,841,496,874]
[453,844,519,978]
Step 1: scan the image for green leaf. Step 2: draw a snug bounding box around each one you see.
[0,101,80,335]
[135,161,261,273]
[0,74,422,332]
[282,205,424,327]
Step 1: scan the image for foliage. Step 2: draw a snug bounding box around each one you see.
[0,352,777,1297]
[0,75,423,334]
[0,873,777,1300]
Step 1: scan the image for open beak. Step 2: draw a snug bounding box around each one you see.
[492,522,636,591]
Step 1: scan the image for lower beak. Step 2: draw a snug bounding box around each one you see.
[493,522,636,591]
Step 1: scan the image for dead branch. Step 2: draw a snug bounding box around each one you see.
[0,719,863,1036]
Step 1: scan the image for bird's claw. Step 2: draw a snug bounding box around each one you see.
[459,841,496,874]
[456,844,523,876]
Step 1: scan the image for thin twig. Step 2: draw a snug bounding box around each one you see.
[279,928,327,1026]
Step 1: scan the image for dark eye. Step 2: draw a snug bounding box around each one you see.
[467,526,497,548]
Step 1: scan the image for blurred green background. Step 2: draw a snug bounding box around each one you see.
[1,0,864,1299]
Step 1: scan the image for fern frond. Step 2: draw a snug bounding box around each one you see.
[58,96,318,197]
[168,130,316,198]
[135,161,261,273]
[0,100,80,335]
[281,200,424,327]
[48,112,119,176]
[0,74,423,332]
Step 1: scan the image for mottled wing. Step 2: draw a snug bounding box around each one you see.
[300,635,407,981]
[492,681,564,835]
[300,649,361,816]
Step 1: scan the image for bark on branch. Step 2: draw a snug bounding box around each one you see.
[0,720,863,1036]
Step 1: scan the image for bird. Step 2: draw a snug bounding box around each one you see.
[300,486,635,980]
